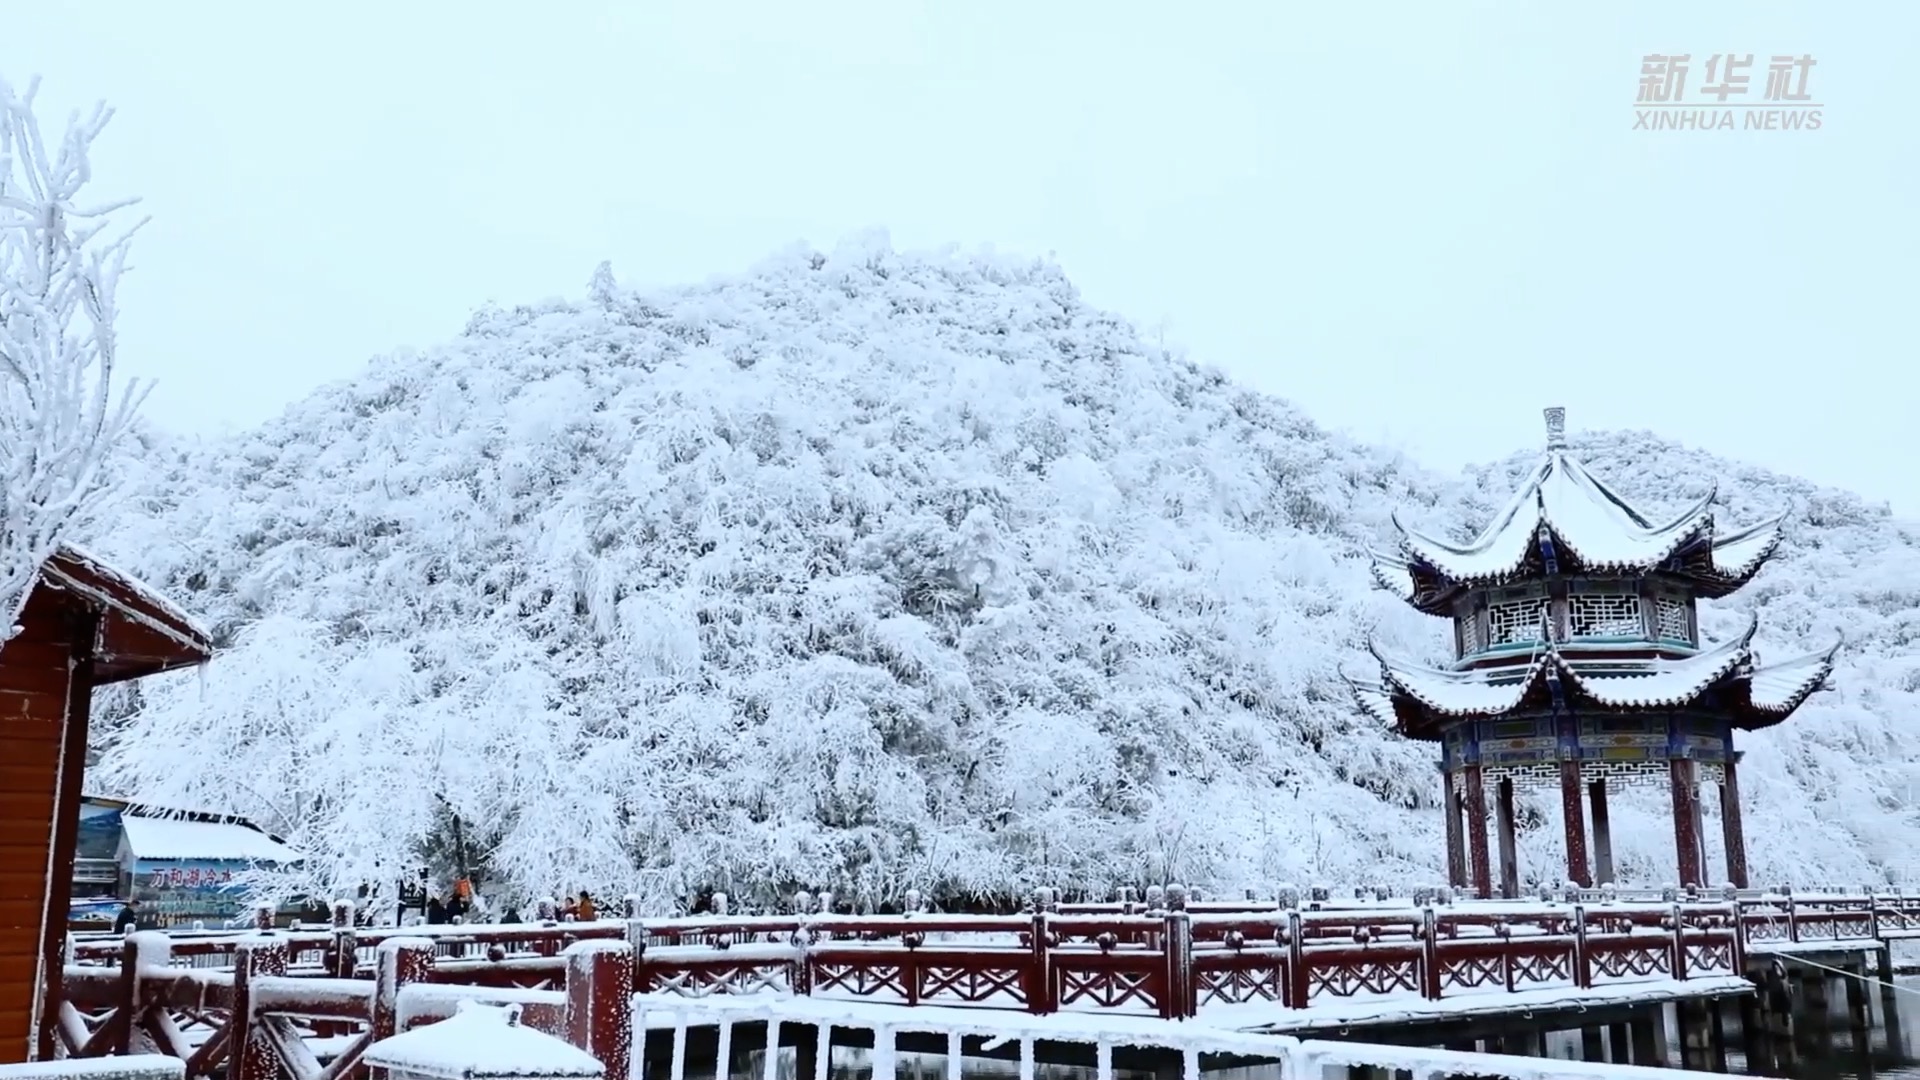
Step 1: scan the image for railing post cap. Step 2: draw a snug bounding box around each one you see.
[562,938,633,958]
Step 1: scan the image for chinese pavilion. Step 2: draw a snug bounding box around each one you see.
[1349,407,1838,898]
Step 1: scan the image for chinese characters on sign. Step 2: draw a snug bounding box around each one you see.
[1634,54,1821,131]
[147,866,237,889]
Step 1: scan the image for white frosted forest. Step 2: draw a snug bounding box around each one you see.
[78,237,1920,912]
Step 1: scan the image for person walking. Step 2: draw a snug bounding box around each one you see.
[115,899,140,935]
[576,891,597,922]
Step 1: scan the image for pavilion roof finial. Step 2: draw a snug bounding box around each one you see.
[1543,406,1567,451]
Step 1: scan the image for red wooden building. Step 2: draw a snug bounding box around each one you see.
[1350,407,1838,898]
[0,546,212,1063]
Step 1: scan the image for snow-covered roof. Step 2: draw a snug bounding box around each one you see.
[1366,648,1552,717]
[1391,451,1718,581]
[1346,677,1401,730]
[1706,515,1788,579]
[48,543,214,648]
[1376,410,1785,595]
[364,1002,604,1079]
[33,543,215,684]
[1742,640,1842,715]
[119,815,299,864]
[1349,616,1840,735]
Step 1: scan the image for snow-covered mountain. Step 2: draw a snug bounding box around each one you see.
[84,236,1920,911]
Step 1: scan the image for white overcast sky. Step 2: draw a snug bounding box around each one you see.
[7,1,1914,513]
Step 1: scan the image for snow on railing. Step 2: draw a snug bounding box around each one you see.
[0,1058,183,1080]
[57,926,1761,1077]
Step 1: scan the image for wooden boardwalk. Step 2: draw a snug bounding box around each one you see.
[52,888,1920,1078]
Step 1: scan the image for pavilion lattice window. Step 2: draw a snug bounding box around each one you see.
[1655,596,1690,642]
[1486,598,1548,647]
[1569,593,1644,638]
[1458,611,1483,655]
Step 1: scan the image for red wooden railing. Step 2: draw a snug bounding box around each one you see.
[54,890,1914,1078]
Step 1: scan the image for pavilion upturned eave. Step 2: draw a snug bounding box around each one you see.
[1350,629,1840,741]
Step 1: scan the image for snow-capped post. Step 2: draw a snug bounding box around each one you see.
[1571,901,1591,989]
[903,888,922,915]
[1276,885,1300,910]
[787,915,815,996]
[0,77,152,642]
[1669,901,1689,979]
[1412,886,1433,907]
[564,940,633,1080]
[1026,891,1057,1012]
[373,938,435,1044]
[1158,901,1194,1019]
[231,934,289,1080]
[817,890,835,916]
[1536,882,1552,902]
[623,894,641,919]
[1373,885,1389,902]
[1417,906,1440,999]
[1436,885,1453,906]
[331,899,358,978]
[1144,885,1165,913]
[1721,882,1740,902]
[1562,881,1580,904]
[1283,909,1307,1007]
[623,909,650,994]
[711,891,729,917]
[1600,882,1617,905]
[1308,885,1330,908]
[1661,884,1678,903]
[792,890,812,916]
[112,936,140,1054]
[537,898,557,923]
[1352,886,1367,901]
[253,904,274,932]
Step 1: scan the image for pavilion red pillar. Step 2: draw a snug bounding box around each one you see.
[1443,770,1467,889]
[1462,765,1493,899]
[1721,759,1750,889]
[1560,760,1591,887]
[1589,777,1615,887]
[1670,759,1704,888]
[1496,777,1520,899]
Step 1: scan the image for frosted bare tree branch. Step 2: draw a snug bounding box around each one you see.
[0,75,149,638]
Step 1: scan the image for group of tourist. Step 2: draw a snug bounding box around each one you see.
[418,889,600,926]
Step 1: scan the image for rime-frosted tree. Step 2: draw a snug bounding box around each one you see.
[0,76,147,636]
